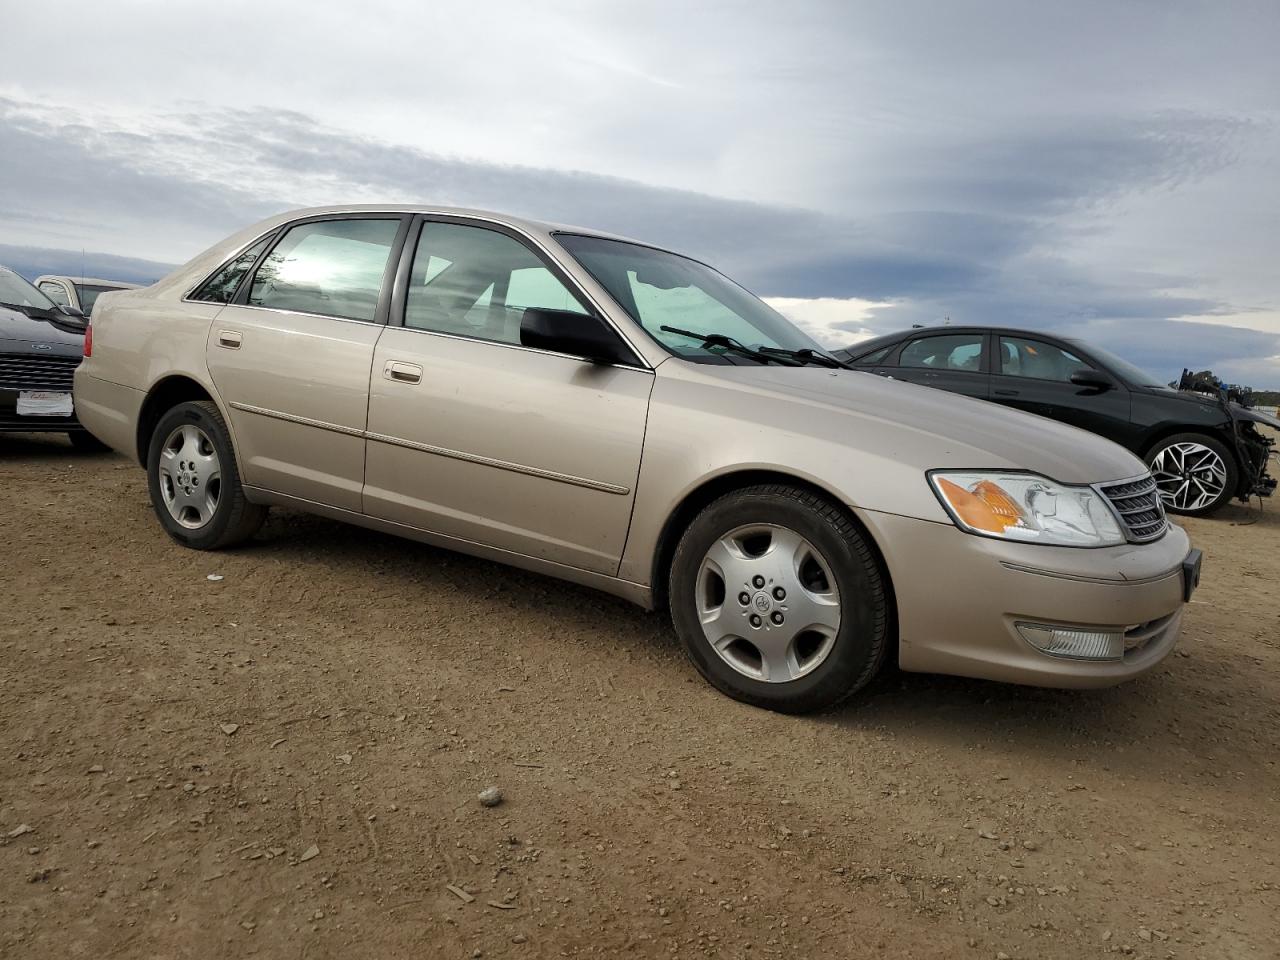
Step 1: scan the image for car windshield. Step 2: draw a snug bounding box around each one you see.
[1066,340,1166,388]
[0,267,58,311]
[556,234,823,363]
[75,283,124,314]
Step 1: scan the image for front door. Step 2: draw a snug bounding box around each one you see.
[205,215,407,511]
[362,218,653,575]
[992,334,1133,445]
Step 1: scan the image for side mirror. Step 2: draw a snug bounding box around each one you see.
[1070,368,1114,391]
[520,308,633,365]
[58,304,86,319]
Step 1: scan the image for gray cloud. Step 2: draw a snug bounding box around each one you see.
[0,0,1277,385]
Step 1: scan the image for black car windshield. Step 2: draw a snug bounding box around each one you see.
[1066,340,1166,388]
[0,267,58,311]
[556,234,823,362]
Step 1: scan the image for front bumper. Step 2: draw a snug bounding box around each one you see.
[862,510,1195,688]
[0,387,85,433]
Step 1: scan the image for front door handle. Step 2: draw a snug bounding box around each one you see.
[384,360,423,384]
[217,330,242,349]
[994,388,1020,397]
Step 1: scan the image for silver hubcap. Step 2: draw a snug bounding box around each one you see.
[158,424,222,529]
[1150,442,1227,512]
[696,524,841,683]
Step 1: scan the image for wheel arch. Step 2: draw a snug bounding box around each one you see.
[649,469,898,647]
[135,375,219,466]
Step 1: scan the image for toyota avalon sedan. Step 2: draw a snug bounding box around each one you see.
[73,206,1201,713]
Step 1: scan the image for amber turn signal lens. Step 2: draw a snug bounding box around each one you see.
[936,477,1026,533]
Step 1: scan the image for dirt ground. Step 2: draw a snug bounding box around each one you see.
[2,433,1277,960]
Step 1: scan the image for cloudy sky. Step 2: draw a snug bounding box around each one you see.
[2,0,1278,385]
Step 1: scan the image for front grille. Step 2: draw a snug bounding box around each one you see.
[0,353,81,391]
[1098,474,1168,542]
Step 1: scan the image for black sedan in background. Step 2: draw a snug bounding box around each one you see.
[835,326,1279,515]
[0,265,104,449]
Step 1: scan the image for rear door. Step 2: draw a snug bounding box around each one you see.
[205,214,409,511]
[883,331,991,399]
[991,334,1132,443]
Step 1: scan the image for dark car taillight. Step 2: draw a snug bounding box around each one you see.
[83,323,93,358]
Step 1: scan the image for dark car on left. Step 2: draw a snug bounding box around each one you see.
[0,265,104,449]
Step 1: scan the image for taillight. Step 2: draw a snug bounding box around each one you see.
[83,323,93,358]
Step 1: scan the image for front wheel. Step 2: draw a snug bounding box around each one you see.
[669,485,890,714]
[146,400,266,550]
[1145,433,1238,516]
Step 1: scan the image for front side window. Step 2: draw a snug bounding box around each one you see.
[899,334,985,372]
[191,236,271,304]
[556,234,822,362]
[38,281,71,306]
[248,219,400,322]
[999,336,1087,382]
[404,222,590,345]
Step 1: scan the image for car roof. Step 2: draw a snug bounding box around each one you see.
[265,204,653,248]
[35,275,143,289]
[843,325,1074,355]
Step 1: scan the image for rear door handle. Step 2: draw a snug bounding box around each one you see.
[217,330,242,349]
[994,388,1020,397]
[384,360,423,384]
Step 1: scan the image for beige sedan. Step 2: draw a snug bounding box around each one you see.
[73,206,1200,712]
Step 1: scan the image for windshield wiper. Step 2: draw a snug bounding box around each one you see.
[758,346,853,369]
[659,325,801,365]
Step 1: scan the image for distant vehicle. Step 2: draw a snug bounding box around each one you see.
[34,275,141,317]
[0,266,105,449]
[74,205,1200,713]
[836,326,1279,516]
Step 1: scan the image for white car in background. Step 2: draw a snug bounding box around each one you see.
[35,275,141,317]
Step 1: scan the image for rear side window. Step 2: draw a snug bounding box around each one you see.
[404,221,590,345]
[247,219,400,322]
[899,334,984,372]
[190,237,271,304]
[38,281,71,306]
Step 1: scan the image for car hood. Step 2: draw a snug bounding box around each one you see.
[1235,404,1280,430]
[681,362,1148,484]
[0,303,86,354]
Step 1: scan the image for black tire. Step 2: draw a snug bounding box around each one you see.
[68,430,110,453]
[1145,432,1239,516]
[669,484,890,714]
[146,400,266,550]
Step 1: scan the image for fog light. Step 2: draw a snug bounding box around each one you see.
[1015,622,1125,661]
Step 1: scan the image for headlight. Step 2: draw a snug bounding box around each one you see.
[929,471,1125,547]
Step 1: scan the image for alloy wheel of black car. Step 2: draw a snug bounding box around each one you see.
[1146,433,1238,516]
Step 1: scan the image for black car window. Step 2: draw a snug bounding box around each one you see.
[999,336,1088,382]
[853,344,893,365]
[404,221,590,345]
[191,237,272,304]
[899,334,984,372]
[248,219,400,322]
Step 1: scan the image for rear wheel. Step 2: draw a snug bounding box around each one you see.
[146,401,266,549]
[669,485,889,714]
[1146,433,1238,516]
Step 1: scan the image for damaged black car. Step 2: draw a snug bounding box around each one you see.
[837,325,1278,516]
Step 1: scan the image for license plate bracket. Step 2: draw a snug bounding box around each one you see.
[16,391,74,417]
